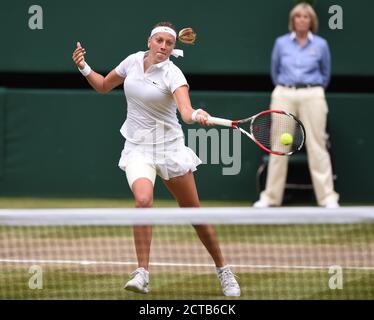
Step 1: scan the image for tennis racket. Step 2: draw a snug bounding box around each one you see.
[201,109,306,155]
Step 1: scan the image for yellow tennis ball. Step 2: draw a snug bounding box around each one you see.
[280,133,293,145]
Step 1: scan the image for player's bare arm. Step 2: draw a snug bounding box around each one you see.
[72,42,124,93]
[173,86,212,126]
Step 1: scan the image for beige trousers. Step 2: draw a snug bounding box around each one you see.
[259,85,339,206]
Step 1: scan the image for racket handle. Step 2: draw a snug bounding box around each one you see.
[206,116,233,127]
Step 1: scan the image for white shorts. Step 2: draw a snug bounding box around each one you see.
[118,138,202,189]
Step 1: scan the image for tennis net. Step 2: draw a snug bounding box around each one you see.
[1,207,374,299]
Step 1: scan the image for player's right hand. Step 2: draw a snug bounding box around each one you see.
[196,110,214,126]
[72,42,86,69]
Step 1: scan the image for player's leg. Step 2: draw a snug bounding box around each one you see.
[132,178,153,269]
[162,171,225,266]
[162,171,240,296]
[124,163,156,293]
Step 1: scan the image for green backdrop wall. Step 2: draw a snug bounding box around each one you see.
[1,1,373,203]
[0,88,373,203]
[0,0,373,75]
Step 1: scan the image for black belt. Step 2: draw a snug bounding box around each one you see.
[280,84,321,89]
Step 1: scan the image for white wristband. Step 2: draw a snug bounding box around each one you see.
[191,109,203,122]
[78,62,92,77]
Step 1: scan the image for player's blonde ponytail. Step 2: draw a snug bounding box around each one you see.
[178,28,197,45]
[152,22,197,45]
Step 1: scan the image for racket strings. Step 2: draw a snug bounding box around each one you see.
[250,112,304,154]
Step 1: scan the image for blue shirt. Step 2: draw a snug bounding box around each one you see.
[271,32,331,88]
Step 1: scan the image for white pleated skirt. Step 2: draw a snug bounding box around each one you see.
[118,138,202,180]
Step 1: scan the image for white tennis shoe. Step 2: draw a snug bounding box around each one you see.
[124,267,149,294]
[216,266,241,297]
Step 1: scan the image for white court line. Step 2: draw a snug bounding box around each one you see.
[1,258,374,271]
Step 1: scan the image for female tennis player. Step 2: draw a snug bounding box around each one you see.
[72,22,240,296]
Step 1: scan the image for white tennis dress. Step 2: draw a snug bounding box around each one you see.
[115,51,201,183]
